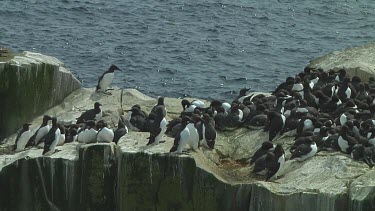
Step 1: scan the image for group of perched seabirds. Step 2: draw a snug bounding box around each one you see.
[11,64,375,182]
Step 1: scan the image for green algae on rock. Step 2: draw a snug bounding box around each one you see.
[0,51,81,140]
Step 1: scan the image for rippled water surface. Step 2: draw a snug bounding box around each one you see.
[1,0,375,101]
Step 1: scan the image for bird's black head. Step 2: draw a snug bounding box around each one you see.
[43,115,52,122]
[132,104,141,110]
[239,87,250,96]
[273,144,284,156]
[22,123,32,130]
[51,117,58,125]
[127,107,141,115]
[157,96,165,105]
[109,64,122,72]
[118,116,126,128]
[261,141,274,150]
[181,99,190,109]
[94,102,102,108]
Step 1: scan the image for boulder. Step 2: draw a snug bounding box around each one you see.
[0,51,80,140]
[306,42,375,81]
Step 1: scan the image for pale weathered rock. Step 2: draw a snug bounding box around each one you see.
[306,42,375,81]
[0,51,81,140]
[0,87,373,211]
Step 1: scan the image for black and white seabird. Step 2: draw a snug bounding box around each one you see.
[265,144,285,181]
[125,106,149,132]
[351,144,365,160]
[57,123,66,146]
[113,116,128,144]
[147,106,168,145]
[265,111,286,142]
[253,154,268,175]
[13,123,32,152]
[291,76,304,99]
[27,115,52,148]
[210,100,231,113]
[76,102,102,124]
[181,99,197,113]
[41,117,61,156]
[250,141,274,165]
[77,121,97,144]
[170,116,192,153]
[290,137,317,161]
[96,120,114,143]
[235,87,251,103]
[199,114,217,149]
[96,64,122,93]
[338,125,358,154]
[150,96,167,118]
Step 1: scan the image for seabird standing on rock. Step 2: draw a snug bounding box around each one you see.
[96,120,114,143]
[210,100,231,113]
[200,114,217,149]
[265,111,286,142]
[95,64,122,93]
[13,123,32,152]
[250,141,274,165]
[41,117,61,156]
[57,123,66,146]
[181,99,197,113]
[150,96,167,117]
[338,125,358,154]
[27,115,52,148]
[291,76,304,99]
[236,87,251,103]
[290,137,317,161]
[77,121,97,144]
[170,116,192,153]
[266,144,285,181]
[147,106,168,145]
[113,116,128,144]
[125,106,148,132]
[76,102,102,124]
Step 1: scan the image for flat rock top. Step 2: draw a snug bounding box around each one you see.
[0,87,373,196]
[306,42,375,80]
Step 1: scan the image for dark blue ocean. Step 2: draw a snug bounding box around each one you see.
[1,0,375,101]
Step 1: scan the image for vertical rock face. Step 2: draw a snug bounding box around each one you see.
[2,143,373,211]
[0,144,252,211]
[0,143,117,211]
[0,51,80,140]
[116,152,251,211]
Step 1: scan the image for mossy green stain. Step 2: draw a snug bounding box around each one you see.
[0,62,54,139]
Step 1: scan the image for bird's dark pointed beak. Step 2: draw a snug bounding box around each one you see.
[117,68,122,71]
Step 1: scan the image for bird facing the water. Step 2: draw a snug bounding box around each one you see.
[96,64,122,93]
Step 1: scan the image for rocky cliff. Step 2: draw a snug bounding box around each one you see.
[306,42,375,81]
[0,86,374,211]
[1,44,375,211]
[0,51,81,140]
